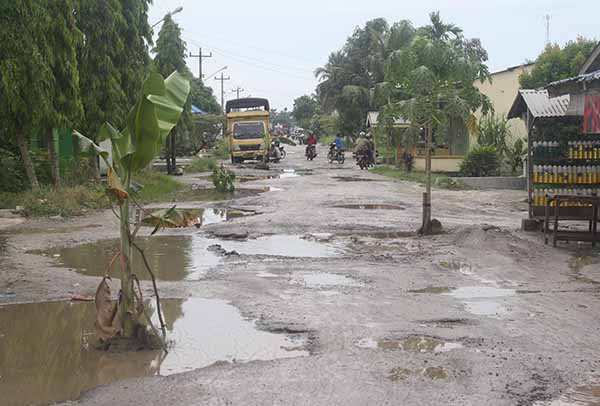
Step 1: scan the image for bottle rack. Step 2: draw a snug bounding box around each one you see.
[532,135,600,211]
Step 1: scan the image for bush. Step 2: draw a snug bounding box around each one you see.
[460,145,499,177]
[505,138,526,175]
[213,137,230,160]
[212,165,235,192]
[477,114,511,157]
[0,185,107,216]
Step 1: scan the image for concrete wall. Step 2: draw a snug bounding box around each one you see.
[474,64,534,144]
[452,176,526,190]
[414,156,463,172]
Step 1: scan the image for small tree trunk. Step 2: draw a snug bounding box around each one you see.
[170,133,177,173]
[47,129,61,188]
[15,127,40,191]
[421,123,432,234]
[89,154,100,181]
[118,200,137,337]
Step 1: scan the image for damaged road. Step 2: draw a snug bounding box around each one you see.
[1,145,600,406]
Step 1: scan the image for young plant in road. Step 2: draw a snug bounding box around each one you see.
[74,71,190,347]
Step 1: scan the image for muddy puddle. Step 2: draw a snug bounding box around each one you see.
[357,336,463,353]
[334,203,405,210]
[0,298,309,406]
[238,169,312,183]
[292,272,363,288]
[35,235,339,281]
[388,366,449,382]
[535,377,600,405]
[446,286,515,317]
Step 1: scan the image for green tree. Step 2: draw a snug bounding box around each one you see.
[76,0,153,178]
[39,0,84,188]
[153,14,190,174]
[315,18,416,136]
[189,77,222,114]
[382,12,490,234]
[292,95,318,129]
[519,37,597,89]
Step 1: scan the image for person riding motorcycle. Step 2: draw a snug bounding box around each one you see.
[334,133,345,151]
[354,132,374,165]
[305,133,317,158]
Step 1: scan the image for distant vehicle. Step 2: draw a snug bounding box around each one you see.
[328,143,345,164]
[226,98,270,164]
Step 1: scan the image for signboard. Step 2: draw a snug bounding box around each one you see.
[583,95,600,134]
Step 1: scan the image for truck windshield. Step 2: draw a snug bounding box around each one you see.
[233,122,265,140]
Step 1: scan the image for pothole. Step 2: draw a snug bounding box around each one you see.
[238,169,312,183]
[333,204,405,210]
[333,176,381,182]
[408,287,453,294]
[292,272,363,288]
[174,187,268,202]
[34,235,340,281]
[357,336,463,353]
[0,224,103,235]
[388,366,449,382]
[0,298,309,406]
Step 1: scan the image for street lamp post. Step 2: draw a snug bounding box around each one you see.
[151,6,183,29]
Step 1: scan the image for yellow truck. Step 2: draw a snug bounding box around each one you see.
[226,98,270,163]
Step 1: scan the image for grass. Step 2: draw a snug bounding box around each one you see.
[187,156,217,173]
[370,165,467,190]
[0,171,185,217]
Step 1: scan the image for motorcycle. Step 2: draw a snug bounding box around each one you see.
[354,151,374,170]
[305,144,317,161]
[327,143,345,164]
[268,142,286,163]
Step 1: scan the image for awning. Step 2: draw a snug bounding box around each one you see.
[507,89,571,119]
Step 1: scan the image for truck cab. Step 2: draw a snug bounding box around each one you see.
[226,98,270,164]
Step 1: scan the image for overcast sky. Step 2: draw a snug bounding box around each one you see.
[149,0,599,111]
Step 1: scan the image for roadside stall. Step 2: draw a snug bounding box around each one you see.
[508,44,600,246]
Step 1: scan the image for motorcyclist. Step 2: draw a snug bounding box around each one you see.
[270,140,282,161]
[334,133,345,151]
[306,132,317,157]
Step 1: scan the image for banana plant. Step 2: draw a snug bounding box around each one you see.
[74,71,190,342]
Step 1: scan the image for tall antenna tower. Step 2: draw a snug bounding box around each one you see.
[545,14,551,45]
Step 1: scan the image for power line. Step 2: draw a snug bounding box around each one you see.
[184,36,315,79]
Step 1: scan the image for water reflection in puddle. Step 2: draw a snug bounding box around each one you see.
[445,286,515,317]
[0,298,309,406]
[292,272,362,288]
[174,187,268,202]
[35,235,339,281]
[357,336,463,353]
[143,208,254,228]
[388,366,449,382]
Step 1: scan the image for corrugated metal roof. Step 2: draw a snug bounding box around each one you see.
[507,89,570,119]
[547,70,600,88]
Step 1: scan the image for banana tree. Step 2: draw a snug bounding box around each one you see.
[74,71,190,343]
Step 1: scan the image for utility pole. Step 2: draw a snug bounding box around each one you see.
[231,86,245,99]
[215,72,231,113]
[189,47,212,79]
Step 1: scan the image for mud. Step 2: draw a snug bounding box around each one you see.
[292,272,363,288]
[333,203,405,210]
[357,336,463,353]
[0,298,309,406]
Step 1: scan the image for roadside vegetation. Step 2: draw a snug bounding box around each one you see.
[371,166,467,190]
[0,171,184,217]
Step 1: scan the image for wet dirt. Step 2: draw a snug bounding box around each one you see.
[292,272,363,288]
[388,366,449,382]
[535,376,600,405]
[34,235,339,281]
[238,169,312,182]
[0,224,103,235]
[173,187,268,202]
[0,298,309,406]
[333,204,405,210]
[357,336,463,353]
[408,287,453,294]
